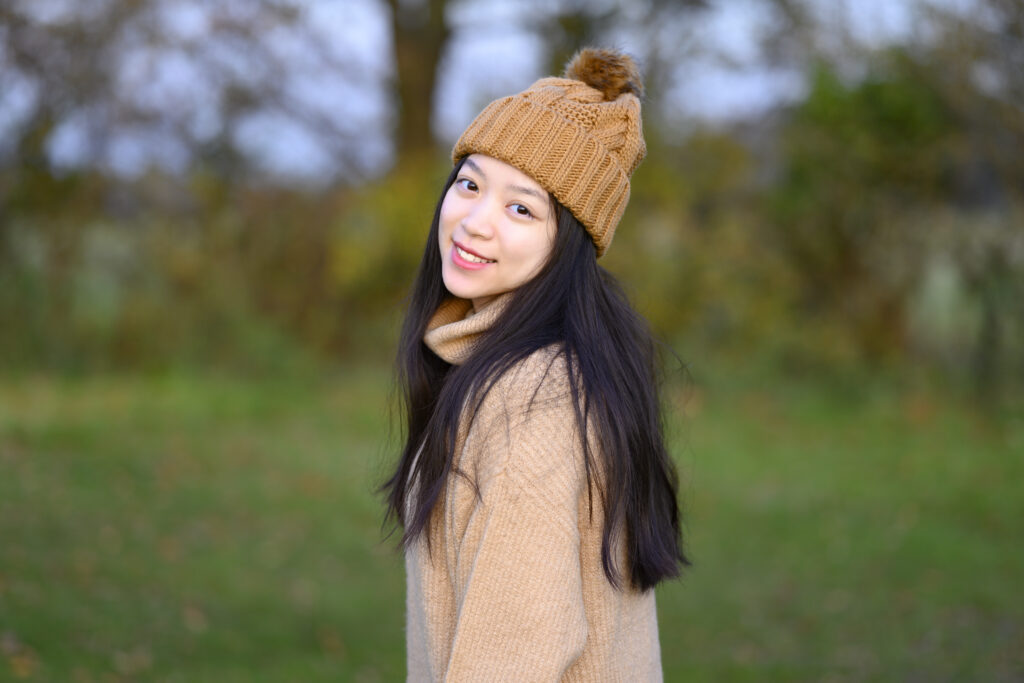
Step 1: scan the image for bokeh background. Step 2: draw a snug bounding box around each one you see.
[1,0,1022,680]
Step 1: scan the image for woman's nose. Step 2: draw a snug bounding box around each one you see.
[461,201,497,238]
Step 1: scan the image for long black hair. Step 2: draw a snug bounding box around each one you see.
[380,158,688,591]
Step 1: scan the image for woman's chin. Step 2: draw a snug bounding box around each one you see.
[441,268,481,302]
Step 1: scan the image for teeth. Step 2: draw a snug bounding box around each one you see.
[456,245,495,264]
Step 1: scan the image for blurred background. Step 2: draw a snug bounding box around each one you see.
[1,0,1022,680]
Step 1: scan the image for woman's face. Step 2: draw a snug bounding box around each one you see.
[438,154,557,311]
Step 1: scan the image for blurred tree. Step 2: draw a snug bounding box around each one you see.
[766,54,959,362]
[0,0,387,367]
[0,0,378,182]
[918,0,1024,398]
[525,0,709,116]
[388,0,449,164]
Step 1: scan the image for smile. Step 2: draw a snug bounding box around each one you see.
[454,244,495,264]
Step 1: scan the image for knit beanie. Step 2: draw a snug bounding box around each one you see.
[452,48,646,257]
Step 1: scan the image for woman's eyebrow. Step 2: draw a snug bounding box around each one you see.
[463,157,486,178]
[507,184,547,201]
[464,157,546,202]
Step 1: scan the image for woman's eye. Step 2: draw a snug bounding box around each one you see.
[511,203,534,218]
[457,178,478,192]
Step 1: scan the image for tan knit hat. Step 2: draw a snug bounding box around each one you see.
[452,48,646,257]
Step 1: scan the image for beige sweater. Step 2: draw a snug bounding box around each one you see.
[405,294,662,682]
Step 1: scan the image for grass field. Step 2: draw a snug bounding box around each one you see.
[1,365,1021,681]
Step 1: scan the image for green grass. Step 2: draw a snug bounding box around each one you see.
[1,367,1021,681]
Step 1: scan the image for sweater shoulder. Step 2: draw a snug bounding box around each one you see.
[467,344,574,437]
[462,345,584,491]
[492,344,573,412]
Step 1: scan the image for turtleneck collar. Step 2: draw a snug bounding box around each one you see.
[423,292,514,365]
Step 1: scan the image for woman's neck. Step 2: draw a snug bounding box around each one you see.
[471,294,498,314]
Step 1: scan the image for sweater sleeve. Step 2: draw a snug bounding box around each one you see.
[443,361,588,681]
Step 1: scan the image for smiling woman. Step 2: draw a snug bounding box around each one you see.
[380,48,688,681]
[439,154,557,310]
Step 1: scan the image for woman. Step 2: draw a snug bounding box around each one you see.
[381,47,688,681]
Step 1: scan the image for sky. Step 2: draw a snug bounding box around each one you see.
[0,0,979,183]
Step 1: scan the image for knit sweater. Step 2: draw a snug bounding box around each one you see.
[405,294,663,682]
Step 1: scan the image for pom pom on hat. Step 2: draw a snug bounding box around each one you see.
[564,48,644,101]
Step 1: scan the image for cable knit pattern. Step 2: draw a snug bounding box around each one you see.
[407,297,663,682]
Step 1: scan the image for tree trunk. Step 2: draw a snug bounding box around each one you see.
[388,0,450,164]
[971,248,1005,405]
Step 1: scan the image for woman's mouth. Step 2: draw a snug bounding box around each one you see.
[453,243,496,268]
